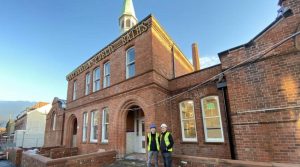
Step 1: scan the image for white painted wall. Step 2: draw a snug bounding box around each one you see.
[14,104,51,148]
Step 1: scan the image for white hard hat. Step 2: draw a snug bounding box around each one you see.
[161,123,168,128]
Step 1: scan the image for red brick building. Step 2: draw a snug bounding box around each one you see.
[44,0,300,164]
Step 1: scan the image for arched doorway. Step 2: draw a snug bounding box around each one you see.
[126,105,146,154]
[67,115,77,148]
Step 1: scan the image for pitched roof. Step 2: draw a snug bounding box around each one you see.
[30,102,49,110]
[218,8,292,57]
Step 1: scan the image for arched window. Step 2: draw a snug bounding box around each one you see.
[126,19,131,28]
[121,21,124,29]
[179,100,197,142]
[201,96,224,142]
[126,47,135,79]
[51,113,57,131]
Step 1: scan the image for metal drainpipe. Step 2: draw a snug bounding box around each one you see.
[222,87,236,160]
[217,81,236,160]
[171,44,175,79]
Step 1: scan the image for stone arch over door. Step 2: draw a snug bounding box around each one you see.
[66,114,78,148]
[117,98,150,157]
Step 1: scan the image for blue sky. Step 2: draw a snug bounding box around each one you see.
[0,0,279,102]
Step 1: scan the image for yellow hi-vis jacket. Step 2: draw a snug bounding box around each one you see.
[147,133,160,151]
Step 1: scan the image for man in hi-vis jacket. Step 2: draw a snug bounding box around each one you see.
[160,123,174,167]
[147,123,160,167]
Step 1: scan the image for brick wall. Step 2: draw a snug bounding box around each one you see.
[7,147,23,167]
[66,23,153,104]
[21,150,116,167]
[168,86,231,159]
[39,146,61,157]
[219,0,300,163]
[166,66,231,159]
[63,84,158,156]
[172,154,300,167]
[44,99,65,147]
[49,147,78,159]
[151,18,194,79]
[232,108,300,162]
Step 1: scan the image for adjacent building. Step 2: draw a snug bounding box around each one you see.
[5,118,15,141]
[44,0,300,164]
[44,97,66,147]
[14,102,51,148]
[0,128,6,141]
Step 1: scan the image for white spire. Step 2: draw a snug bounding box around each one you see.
[119,0,138,34]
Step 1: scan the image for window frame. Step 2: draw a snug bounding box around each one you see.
[179,100,198,142]
[90,111,99,143]
[51,113,57,131]
[126,47,136,79]
[101,108,109,143]
[103,62,110,88]
[85,73,91,95]
[72,80,77,101]
[82,112,88,142]
[93,67,101,92]
[201,96,225,143]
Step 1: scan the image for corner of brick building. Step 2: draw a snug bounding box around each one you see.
[219,0,300,163]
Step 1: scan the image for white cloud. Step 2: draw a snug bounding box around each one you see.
[189,55,220,69]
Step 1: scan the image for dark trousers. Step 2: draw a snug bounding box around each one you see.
[162,152,172,167]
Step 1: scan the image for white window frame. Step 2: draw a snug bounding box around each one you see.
[82,112,88,142]
[103,62,110,88]
[126,47,135,79]
[85,73,91,95]
[179,100,198,142]
[201,96,224,143]
[52,113,56,131]
[72,80,77,100]
[102,108,109,143]
[90,111,98,143]
[93,67,101,92]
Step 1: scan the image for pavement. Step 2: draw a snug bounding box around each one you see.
[108,153,147,167]
[124,153,146,161]
[108,160,147,167]
[0,161,15,167]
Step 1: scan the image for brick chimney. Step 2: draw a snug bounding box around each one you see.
[192,43,200,71]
